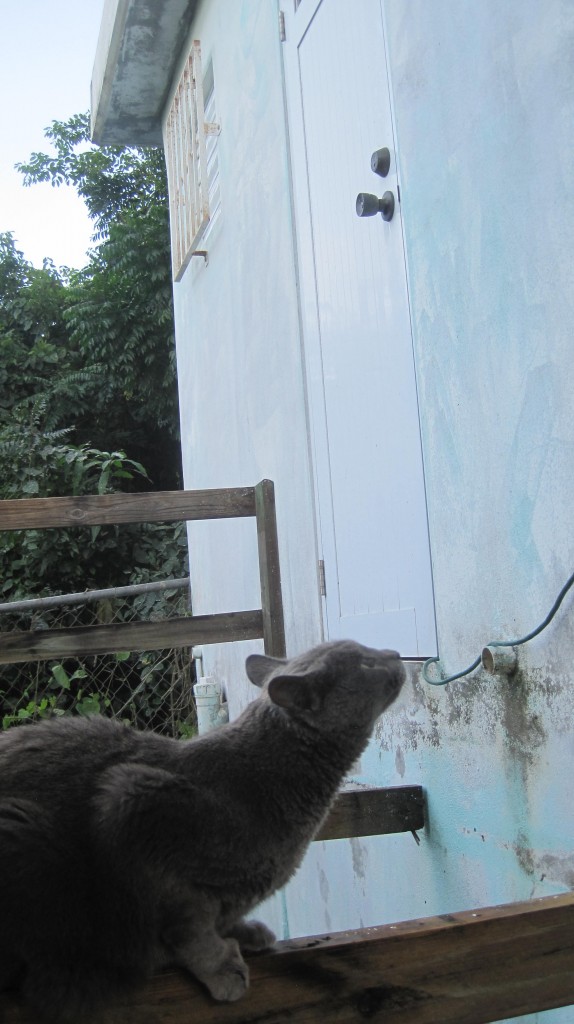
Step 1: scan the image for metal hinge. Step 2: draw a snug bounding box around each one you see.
[318,559,326,597]
[279,10,286,41]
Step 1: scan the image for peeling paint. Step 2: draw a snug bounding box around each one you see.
[350,838,367,881]
[536,851,574,891]
[318,866,330,904]
[514,830,537,877]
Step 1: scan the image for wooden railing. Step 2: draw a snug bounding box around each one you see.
[3,888,573,1022]
[0,479,286,663]
[117,892,572,1024]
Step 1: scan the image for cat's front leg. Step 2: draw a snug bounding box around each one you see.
[162,911,249,1003]
[225,919,276,952]
[178,932,249,1002]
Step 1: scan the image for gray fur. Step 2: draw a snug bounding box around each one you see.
[0,639,405,1020]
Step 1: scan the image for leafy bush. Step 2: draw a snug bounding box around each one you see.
[0,115,194,735]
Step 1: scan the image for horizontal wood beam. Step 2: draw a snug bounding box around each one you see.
[0,487,257,531]
[0,611,264,663]
[317,785,424,840]
[3,893,573,1023]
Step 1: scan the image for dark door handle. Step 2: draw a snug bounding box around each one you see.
[371,147,390,177]
[356,191,395,222]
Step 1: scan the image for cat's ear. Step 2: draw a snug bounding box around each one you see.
[267,674,322,714]
[245,653,288,688]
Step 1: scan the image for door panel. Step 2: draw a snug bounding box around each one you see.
[282,0,436,656]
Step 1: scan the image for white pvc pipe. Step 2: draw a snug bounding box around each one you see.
[193,677,228,734]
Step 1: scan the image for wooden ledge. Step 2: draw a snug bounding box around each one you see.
[2,893,573,1022]
[318,785,424,840]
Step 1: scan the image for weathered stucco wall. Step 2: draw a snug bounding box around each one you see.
[164,0,323,708]
[162,2,574,1020]
[378,2,574,1019]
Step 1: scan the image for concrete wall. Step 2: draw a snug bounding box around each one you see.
[378,2,574,1020]
[165,3,574,1020]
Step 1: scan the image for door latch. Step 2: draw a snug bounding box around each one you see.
[371,147,390,177]
[357,145,395,221]
[356,191,395,222]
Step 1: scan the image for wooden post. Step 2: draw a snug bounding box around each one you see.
[254,480,286,658]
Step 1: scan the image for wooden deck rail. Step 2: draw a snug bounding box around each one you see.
[2,891,573,1022]
[0,479,286,662]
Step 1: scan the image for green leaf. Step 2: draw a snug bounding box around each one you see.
[51,663,71,690]
[75,694,101,716]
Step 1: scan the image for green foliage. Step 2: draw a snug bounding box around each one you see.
[0,435,154,603]
[3,112,180,489]
[64,203,179,470]
[0,233,74,428]
[0,115,193,735]
[17,113,168,237]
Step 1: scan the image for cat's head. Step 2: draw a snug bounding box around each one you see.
[245,640,405,735]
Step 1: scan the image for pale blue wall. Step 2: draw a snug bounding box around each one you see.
[380,2,574,1020]
[164,0,323,705]
[385,0,574,678]
[164,3,574,1020]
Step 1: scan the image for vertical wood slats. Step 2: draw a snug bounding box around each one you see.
[0,482,285,662]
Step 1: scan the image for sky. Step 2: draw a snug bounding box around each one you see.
[0,0,106,270]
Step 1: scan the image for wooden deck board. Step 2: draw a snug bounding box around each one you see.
[2,893,573,1022]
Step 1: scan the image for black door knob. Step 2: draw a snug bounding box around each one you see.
[371,147,390,177]
[356,191,395,222]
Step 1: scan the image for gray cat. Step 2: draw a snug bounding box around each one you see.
[0,639,405,1021]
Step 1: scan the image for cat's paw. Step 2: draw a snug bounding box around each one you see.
[228,919,276,952]
[205,941,249,1003]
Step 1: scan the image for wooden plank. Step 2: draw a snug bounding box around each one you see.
[3,893,573,1023]
[0,488,257,531]
[0,611,264,664]
[317,786,424,840]
[254,479,286,658]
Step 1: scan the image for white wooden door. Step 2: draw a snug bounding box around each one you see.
[281,0,436,656]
